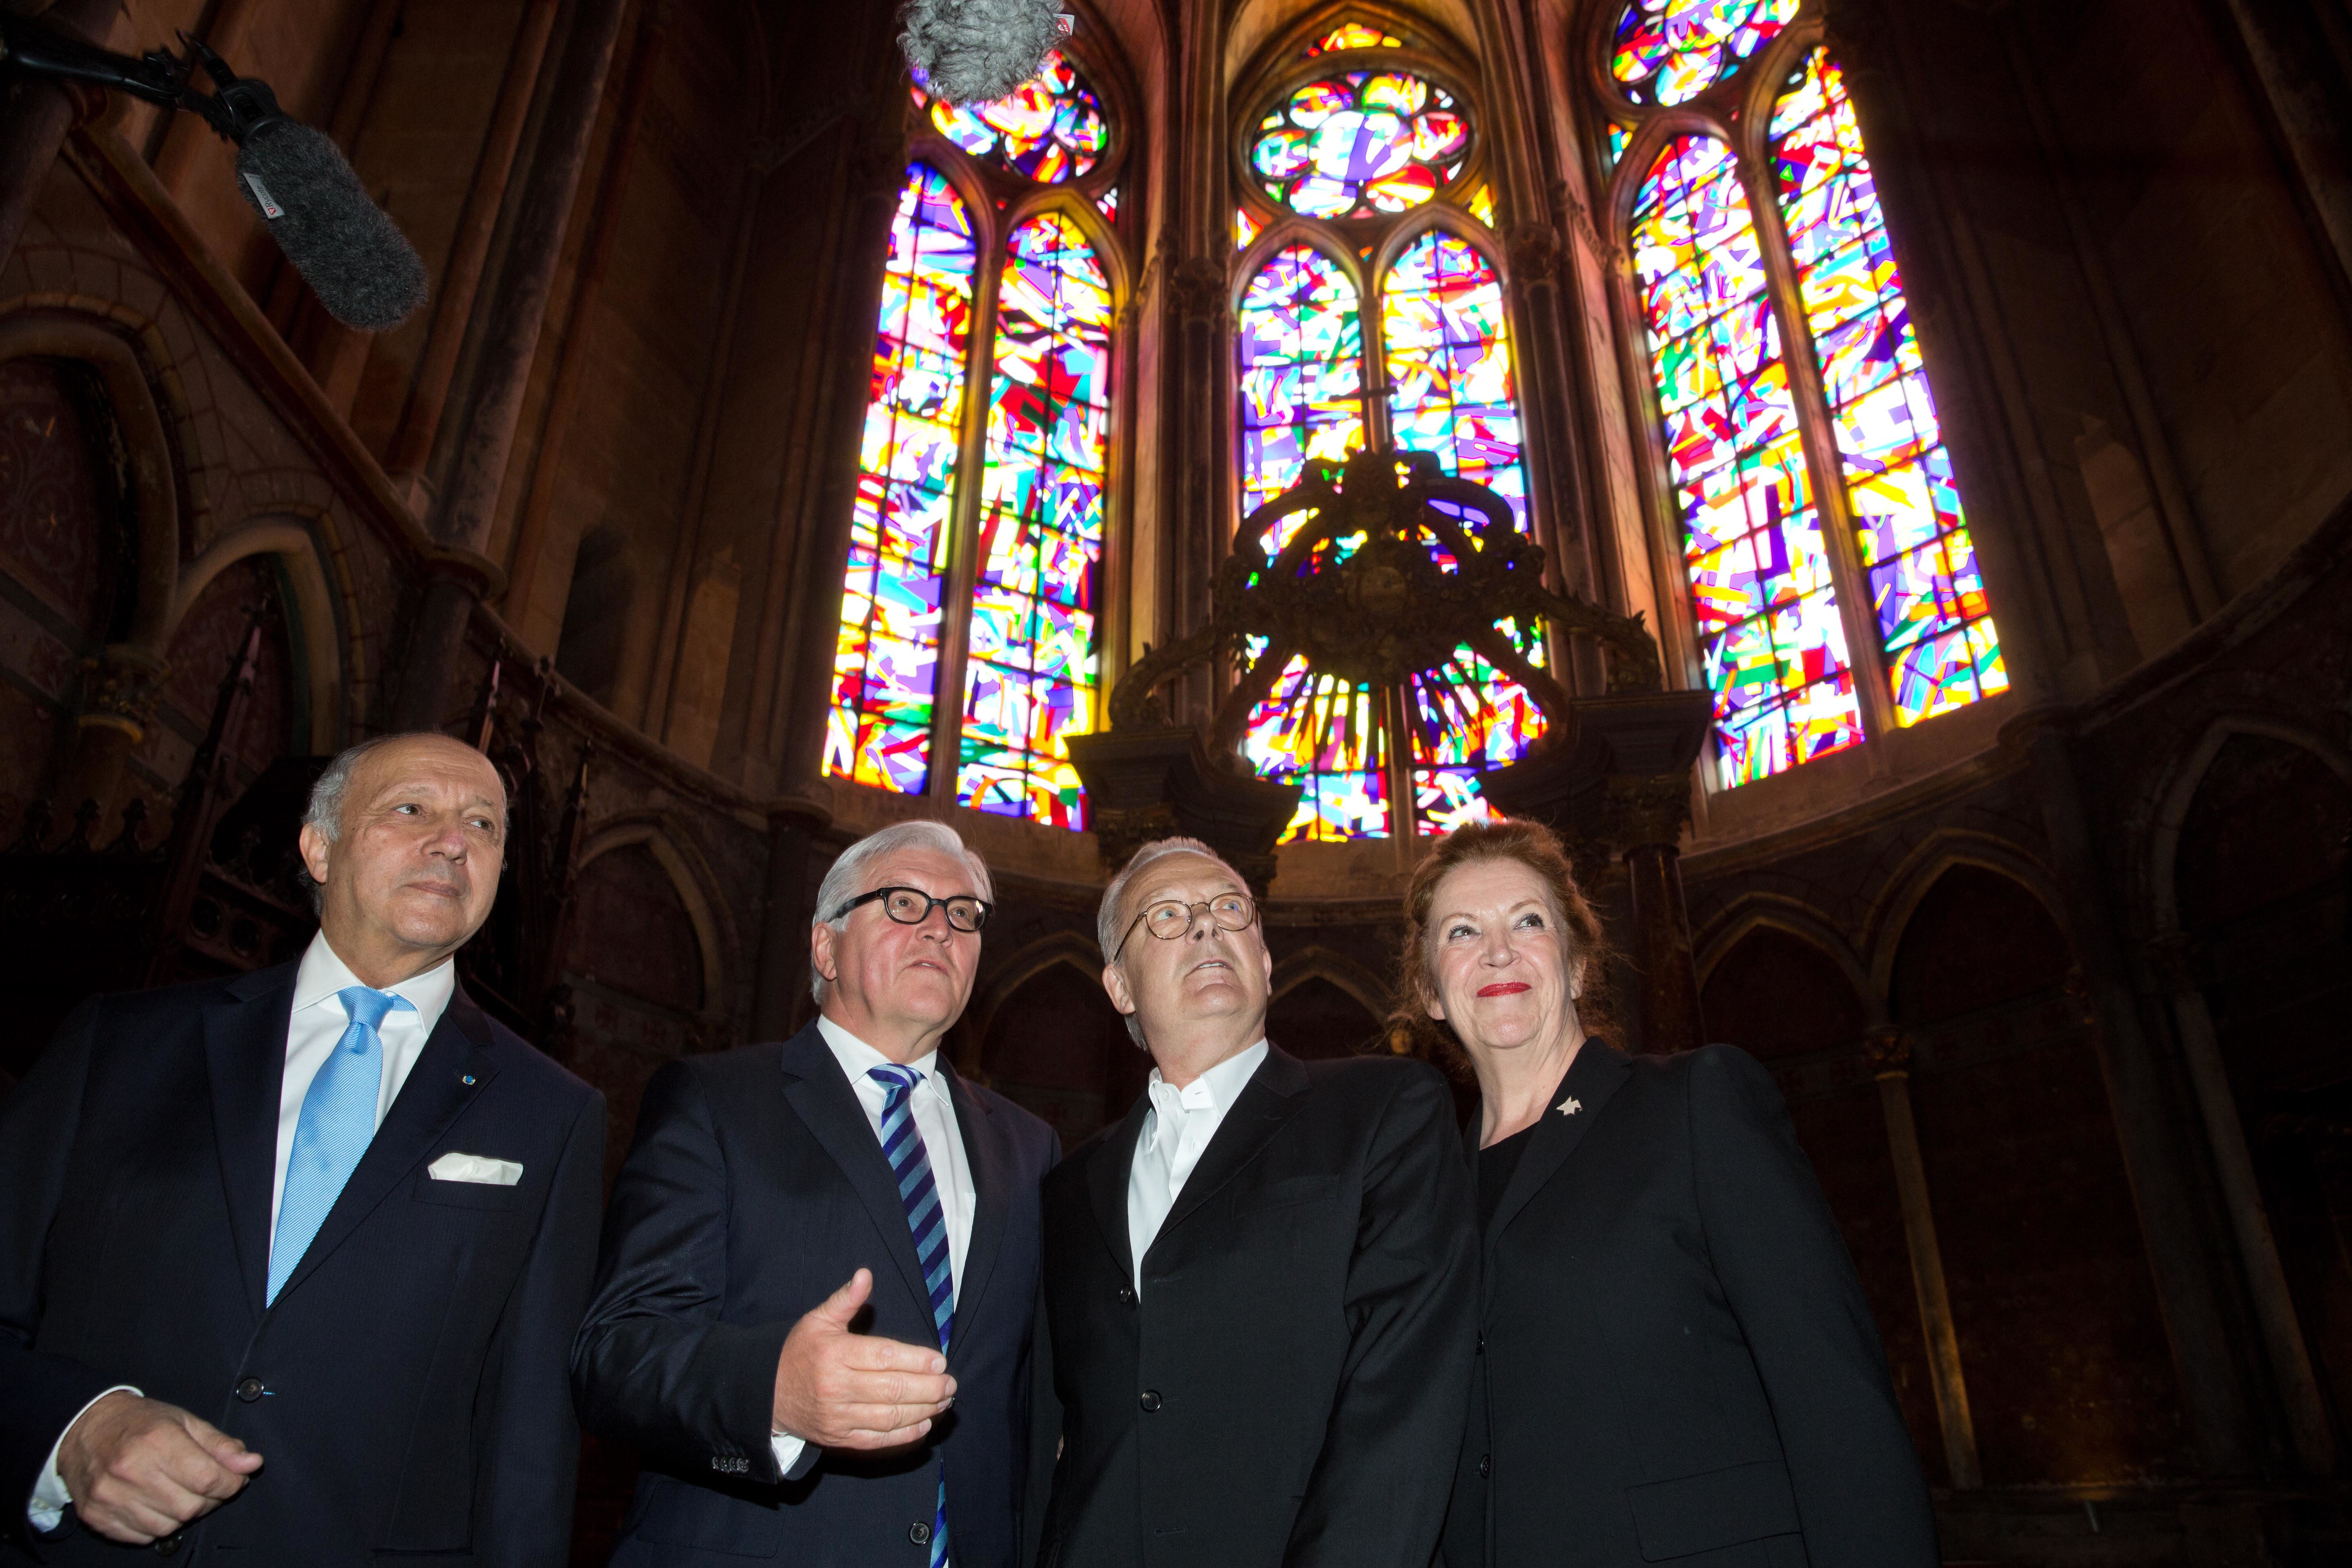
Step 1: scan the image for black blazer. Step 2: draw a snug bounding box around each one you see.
[1027,1047,1476,1568]
[1443,1043,1938,1568]
[0,962,606,1567]
[571,1024,1058,1568]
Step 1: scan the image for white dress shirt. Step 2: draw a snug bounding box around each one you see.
[27,932,457,1532]
[768,1017,976,1473]
[1126,1040,1269,1296]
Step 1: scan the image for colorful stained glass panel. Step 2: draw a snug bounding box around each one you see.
[1608,0,1800,107]
[1771,48,2004,726]
[957,210,1111,828]
[1253,71,1469,220]
[829,165,975,796]
[916,50,1108,183]
[1238,245,1365,521]
[1633,134,1864,785]
[1242,647,1394,842]
[1308,21,1403,53]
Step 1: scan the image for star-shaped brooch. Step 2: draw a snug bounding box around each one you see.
[1557,1096,1582,1116]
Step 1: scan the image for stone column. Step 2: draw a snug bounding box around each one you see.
[2147,933,2336,1476]
[0,0,115,270]
[1864,1028,1982,1489]
[54,644,166,820]
[392,0,630,734]
[749,793,833,1041]
[2012,715,2263,1474]
[1608,773,1702,1054]
[2214,0,2352,292]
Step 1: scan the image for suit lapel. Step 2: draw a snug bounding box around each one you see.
[1086,1091,1151,1284]
[203,964,299,1325]
[272,989,501,1308]
[1154,1047,1308,1242]
[777,1026,933,1318]
[941,1062,1010,1351]
[1483,1041,1631,1280]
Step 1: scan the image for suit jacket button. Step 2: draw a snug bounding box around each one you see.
[1117,1285,1137,1305]
[910,1522,932,1545]
[154,1533,184,1556]
[1139,1389,1162,1412]
[1478,1453,1491,1479]
[234,1377,264,1403]
[1475,1332,1485,1354]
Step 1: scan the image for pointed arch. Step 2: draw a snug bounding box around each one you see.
[1862,832,2065,1009]
[2145,717,2352,938]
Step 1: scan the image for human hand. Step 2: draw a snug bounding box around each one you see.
[57,1392,263,1544]
[771,1268,955,1450]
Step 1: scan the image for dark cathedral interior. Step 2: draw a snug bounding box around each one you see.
[0,0,2348,1562]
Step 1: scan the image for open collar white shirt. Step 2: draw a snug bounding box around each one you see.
[1126,1039,1269,1295]
[29,931,458,1534]
[766,1016,977,1473]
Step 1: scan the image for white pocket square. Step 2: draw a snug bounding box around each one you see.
[429,1152,523,1186]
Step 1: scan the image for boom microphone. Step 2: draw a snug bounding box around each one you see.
[900,0,1064,105]
[0,19,428,333]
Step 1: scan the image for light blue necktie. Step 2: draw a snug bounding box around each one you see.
[267,985,413,1304]
[871,1065,953,1568]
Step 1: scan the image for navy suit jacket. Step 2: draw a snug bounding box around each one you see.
[0,960,606,1567]
[571,1024,1058,1568]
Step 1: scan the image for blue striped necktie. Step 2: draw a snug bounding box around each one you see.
[269,985,414,1304]
[870,1064,953,1568]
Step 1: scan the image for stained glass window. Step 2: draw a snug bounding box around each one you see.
[1236,205,1265,252]
[1609,0,1798,106]
[1771,49,2004,723]
[915,51,1108,183]
[1382,230,1547,830]
[1308,21,1403,53]
[1633,134,1860,784]
[1237,244,1365,523]
[828,165,975,795]
[1252,72,1469,219]
[831,52,1125,827]
[1603,9,2001,789]
[960,212,1111,828]
[1464,184,1495,227]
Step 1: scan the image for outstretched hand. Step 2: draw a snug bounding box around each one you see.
[58,1391,263,1544]
[771,1268,955,1451]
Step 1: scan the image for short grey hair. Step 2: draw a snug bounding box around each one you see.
[1097,836,1246,1047]
[810,819,995,1002]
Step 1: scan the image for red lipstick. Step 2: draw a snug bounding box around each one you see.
[1476,982,1530,998]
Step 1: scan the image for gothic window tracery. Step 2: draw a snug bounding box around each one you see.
[1600,3,2004,788]
[828,51,1124,828]
[1234,16,1541,843]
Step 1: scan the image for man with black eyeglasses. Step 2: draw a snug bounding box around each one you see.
[573,821,1058,1568]
[1022,836,1475,1568]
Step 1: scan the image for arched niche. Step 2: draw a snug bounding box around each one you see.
[571,822,732,1017]
[171,519,348,753]
[1886,861,2188,1486]
[976,953,1141,1146]
[143,553,298,816]
[2159,725,2352,1442]
[1698,918,1868,1063]
[1267,973,1383,1060]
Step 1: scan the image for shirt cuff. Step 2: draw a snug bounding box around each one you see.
[769,1430,819,1481]
[29,1385,141,1534]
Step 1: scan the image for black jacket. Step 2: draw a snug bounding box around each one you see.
[1443,1042,1938,1568]
[571,1025,1059,1568]
[1027,1047,1476,1568]
[0,962,605,1567]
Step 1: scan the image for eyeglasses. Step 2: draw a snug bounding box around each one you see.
[831,886,993,933]
[1111,893,1257,960]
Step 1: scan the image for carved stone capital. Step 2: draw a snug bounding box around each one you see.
[1862,1026,1913,1081]
[1599,771,1692,852]
[1504,222,1562,281]
[74,646,168,742]
[1166,256,1228,324]
[1090,802,1180,876]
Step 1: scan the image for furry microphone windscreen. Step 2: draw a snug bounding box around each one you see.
[900,0,1063,105]
[234,121,429,334]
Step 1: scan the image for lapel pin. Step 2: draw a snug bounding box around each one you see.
[1557,1097,1581,1116]
[461,1074,477,1086]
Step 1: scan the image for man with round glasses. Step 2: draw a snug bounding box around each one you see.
[574,820,1058,1568]
[1023,836,1476,1568]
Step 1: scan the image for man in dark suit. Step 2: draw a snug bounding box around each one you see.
[0,732,605,1566]
[573,819,1058,1568]
[1026,837,1476,1568]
